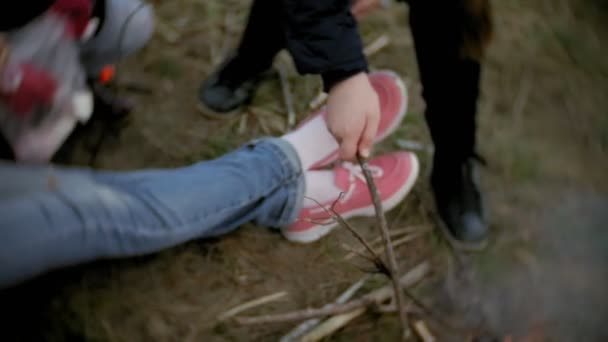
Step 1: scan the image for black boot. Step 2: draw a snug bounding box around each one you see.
[432,155,488,250]
[198,54,272,118]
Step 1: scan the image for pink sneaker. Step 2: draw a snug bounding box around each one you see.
[304,70,408,169]
[283,151,419,243]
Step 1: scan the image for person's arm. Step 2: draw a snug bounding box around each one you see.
[282,0,368,90]
[282,0,380,160]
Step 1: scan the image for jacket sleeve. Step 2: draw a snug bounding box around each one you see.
[282,0,368,91]
[0,1,55,32]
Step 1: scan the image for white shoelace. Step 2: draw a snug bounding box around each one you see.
[340,162,384,203]
[306,162,384,217]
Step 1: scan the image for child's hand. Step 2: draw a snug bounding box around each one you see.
[326,72,380,161]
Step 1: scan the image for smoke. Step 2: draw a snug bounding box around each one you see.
[443,191,608,341]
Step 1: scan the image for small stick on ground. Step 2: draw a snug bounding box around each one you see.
[217,291,287,321]
[277,62,296,130]
[364,34,391,57]
[279,275,370,342]
[413,320,436,342]
[357,155,409,339]
[345,227,430,261]
[235,262,430,325]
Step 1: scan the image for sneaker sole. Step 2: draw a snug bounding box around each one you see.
[283,153,420,243]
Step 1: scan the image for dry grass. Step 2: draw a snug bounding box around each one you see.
[2,0,608,340]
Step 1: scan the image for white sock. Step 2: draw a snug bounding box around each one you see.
[282,115,339,170]
[303,170,343,208]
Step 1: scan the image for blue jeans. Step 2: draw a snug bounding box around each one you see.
[0,138,304,288]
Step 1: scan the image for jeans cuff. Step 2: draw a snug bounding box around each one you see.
[252,137,305,227]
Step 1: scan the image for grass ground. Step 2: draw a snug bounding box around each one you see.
[2,0,608,340]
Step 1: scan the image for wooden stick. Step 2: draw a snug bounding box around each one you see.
[299,262,430,341]
[413,320,436,342]
[277,63,297,130]
[308,92,328,110]
[236,298,370,325]
[304,196,388,274]
[279,276,370,342]
[357,155,409,339]
[364,34,391,57]
[302,307,367,342]
[217,291,288,321]
[345,227,430,261]
[235,261,430,325]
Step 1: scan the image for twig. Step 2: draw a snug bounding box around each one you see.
[308,92,328,110]
[341,243,377,264]
[277,63,296,130]
[235,261,430,325]
[217,291,287,321]
[279,276,370,342]
[413,320,436,342]
[357,155,409,339]
[301,307,367,342]
[304,196,388,274]
[345,227,430,261]
[236,297,370,325]
[364,34,391,57]
[391,230,429,249]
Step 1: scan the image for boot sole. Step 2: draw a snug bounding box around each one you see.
[435,215,489,252]
[197,102,244,120]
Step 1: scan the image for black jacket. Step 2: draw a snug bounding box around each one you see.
[282,0,368,90]
[1,1,367,89]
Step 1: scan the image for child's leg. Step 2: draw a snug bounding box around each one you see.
[197,0,286,116]
[233,0,286,76]
[80,0,154,76]
[408,0,482,164]
[408,0,491,246]
[0,138,304,288]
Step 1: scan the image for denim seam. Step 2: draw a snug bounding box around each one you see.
[97,139,303,234]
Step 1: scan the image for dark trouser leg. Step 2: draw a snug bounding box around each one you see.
[198,0,287,114]
[408,0,489,246]
[408,0,481,165]
[231,0,286,77]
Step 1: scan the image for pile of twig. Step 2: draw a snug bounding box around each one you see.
[216,156,447,341]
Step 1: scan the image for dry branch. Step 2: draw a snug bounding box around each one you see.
[218,291,287,321]
[301,307,367,342]
[277,63,296,130]
[364,34,391,57]
[234,261,430,325]
[344,227,430,261]
[279,276,370,342]
[413,320,436,342]
[304,195,387,274]
[357,155,409,338]
[298,262,430,341]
